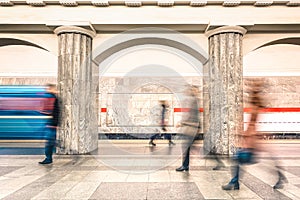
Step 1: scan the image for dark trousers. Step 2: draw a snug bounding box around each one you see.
[181,136,195,168]
[164,134,172,140]
[44,128,56,162]
[229,149,254,184]
[150,133,160,140]
[150,133,172,141]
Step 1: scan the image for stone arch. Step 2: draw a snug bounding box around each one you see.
[93,29,208,107]
[131,83,175,125]
[93,29,208,66]
[0,38,49,51]
[244,37,300,76]
[0,37,58,78]
[244,35,300,55]
[133,82,174,94]
[252,37,300,51]
[95,29,207,139]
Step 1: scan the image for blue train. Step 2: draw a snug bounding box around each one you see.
[0,85,53,140]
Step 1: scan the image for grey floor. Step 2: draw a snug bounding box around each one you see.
[0,140,299,200]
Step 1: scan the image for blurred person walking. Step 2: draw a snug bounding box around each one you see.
[176,85,200,172]
[208,147,226,171]
[222,80,263,190]
[149,100,175,146]
[222,79,287,190]
[39,84,61,165]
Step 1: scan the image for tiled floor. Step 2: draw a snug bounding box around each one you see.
[0,140,299,200]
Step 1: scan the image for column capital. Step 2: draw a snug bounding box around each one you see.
[205,25,247,38]
[54,25,96,38]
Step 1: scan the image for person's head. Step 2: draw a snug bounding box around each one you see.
[46,83,57,94]
[160,100,167,107]
[191,85,199,95]
[185,85,199,96]
[247,79,266,108]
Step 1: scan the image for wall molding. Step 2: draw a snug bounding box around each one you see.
[0,0,299,6]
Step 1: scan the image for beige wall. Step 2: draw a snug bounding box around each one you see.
[1,3,300,134]
[0,6,300,26]
[0,34,57,54]
[0,76,299,133]
[1,33,300,76]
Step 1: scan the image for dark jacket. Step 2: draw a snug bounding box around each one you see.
[48,93,61,127]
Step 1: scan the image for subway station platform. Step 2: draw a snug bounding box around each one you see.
[0,140,300,200]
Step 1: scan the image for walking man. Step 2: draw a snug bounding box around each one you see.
[149,100,175,146]
[39,84,61,165]
[176,85,200,172]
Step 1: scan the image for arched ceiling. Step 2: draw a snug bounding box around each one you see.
[0,38,48,51]
[244,44,300,76]
[253,37,300,51]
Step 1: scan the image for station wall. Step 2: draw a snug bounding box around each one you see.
[0,76,299,134]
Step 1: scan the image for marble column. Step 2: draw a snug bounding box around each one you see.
[203,26,247,155]
[54,26,98,154]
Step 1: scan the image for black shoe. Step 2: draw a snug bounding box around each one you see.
[273,173,288,189]
[213,166,221,170]
[39,160,52,164]
[279,171,288,183]
[176,166,189,172]
[149,141,156,146]
[222,182,240,190]
[213,164,225,170]
[273,181,284,189]
[169,141,175,146]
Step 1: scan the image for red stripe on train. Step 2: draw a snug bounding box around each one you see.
[100,108,300,113]
[0,98,55,111]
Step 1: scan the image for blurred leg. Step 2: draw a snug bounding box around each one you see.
[45,140,54,162]
[40,128,56,164]
[149,133,159,146]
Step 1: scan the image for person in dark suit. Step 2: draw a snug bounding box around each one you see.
[39,84,61,165]
[149,100,175,146]
[176,85,200,172]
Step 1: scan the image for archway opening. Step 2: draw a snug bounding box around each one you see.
[243,42,300,136]
[0,38,57,85]
[94,32,207,138]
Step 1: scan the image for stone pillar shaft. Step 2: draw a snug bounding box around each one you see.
[55,26,98,154]
[204,26,246,155]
